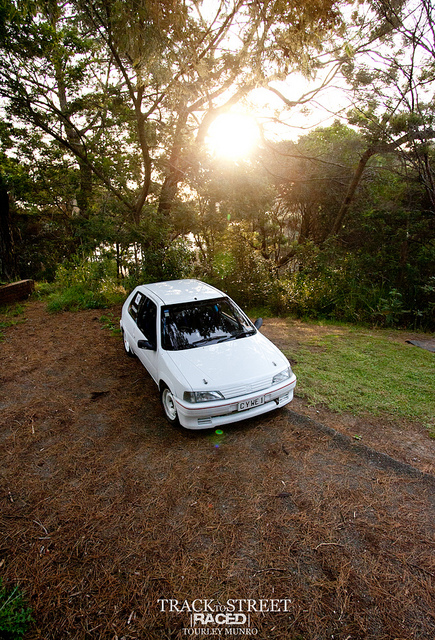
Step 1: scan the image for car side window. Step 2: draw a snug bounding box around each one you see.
[137,296,157,347]
[128,292,144,322]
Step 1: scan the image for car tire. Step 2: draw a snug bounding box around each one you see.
[122,328,135,358]
[160,384,180,426]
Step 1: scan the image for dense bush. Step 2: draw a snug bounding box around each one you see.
[268,243,435,329]
[45,253,126,312]
[40,235,434,331]
[44,238,195,312]
[123,238,194,291]
[204,225,274,309]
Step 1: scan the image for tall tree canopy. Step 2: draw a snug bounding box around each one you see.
[0,0,343,226]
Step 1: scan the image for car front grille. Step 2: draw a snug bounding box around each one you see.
[220,376,272,399]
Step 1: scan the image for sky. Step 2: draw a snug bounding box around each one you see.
[206,71,353,160]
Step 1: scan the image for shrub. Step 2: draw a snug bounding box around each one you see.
[46,253,126,312]
[124,238,194,290]
[205,225,273,308]
[271,241,435,329]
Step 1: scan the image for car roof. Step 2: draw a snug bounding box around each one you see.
[138,279,225,306]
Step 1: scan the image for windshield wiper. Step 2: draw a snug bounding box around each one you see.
[217,331,254,343]
[216,335,236,343]
[233,329,255,339]
[191,337,213,346]
[191,330,253,346]
[192,335,234,346]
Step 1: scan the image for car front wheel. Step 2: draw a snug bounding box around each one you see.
[160,385,180,426]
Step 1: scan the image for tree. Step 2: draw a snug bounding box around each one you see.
[257,122,363,263]
[0,0,345,232]
[334,0,435,230]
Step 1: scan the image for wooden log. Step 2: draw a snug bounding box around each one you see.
[0,279,34,305]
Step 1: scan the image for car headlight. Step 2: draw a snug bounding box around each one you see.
[184,390,225,403]
[272,367,291,385]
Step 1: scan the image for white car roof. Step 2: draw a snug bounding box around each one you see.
[139,279,225,305]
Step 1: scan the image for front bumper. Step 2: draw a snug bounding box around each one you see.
[174,374,296,429]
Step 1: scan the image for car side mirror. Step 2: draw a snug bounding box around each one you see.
[137,339,156,351]
[254,317,263,330]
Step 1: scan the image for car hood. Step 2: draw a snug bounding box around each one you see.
[165,332,289,391]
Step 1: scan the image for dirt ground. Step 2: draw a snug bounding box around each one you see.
[1,301,434,640]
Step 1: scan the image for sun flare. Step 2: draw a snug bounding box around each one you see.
[206,113,260,160]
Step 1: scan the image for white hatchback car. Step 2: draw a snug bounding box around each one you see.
[120,279,296,429]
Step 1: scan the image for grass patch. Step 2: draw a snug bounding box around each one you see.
[32,281,57,299]
[0,579,33,640]
[99,312,122,337]
[46,283,125,313]
[0,304,26,341]
[287,325,435,428]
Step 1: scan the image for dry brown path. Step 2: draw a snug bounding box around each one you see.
[1,302,434,639]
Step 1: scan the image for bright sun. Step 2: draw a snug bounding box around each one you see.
[206,113,260,160]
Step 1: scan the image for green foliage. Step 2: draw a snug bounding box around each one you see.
[32,281,57,299]
[0,125,91,281]
[45,235,194,313]
[202,116,435,328]
[99,312,121,336]
[46,253,126,313]
[0,0,343,252]
[289,326,435,430]
[47,285,112,313]
[1,1,433,331]
[123,237,195,291]
[266,230,435,330]
[204,224,273,308]
[275,270,426,328]
[0,579,33,640]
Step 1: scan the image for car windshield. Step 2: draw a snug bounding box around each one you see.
[161,297,255,351]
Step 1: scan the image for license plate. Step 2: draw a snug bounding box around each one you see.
[238,396,265,412]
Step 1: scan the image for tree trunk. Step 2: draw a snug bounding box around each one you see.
[329,147,375,237]
[0,187,17,281]
[158,171,183,217]
[157,109,190,217]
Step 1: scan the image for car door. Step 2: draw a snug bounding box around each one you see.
[135,295,159,383]
[123,290,144,353]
